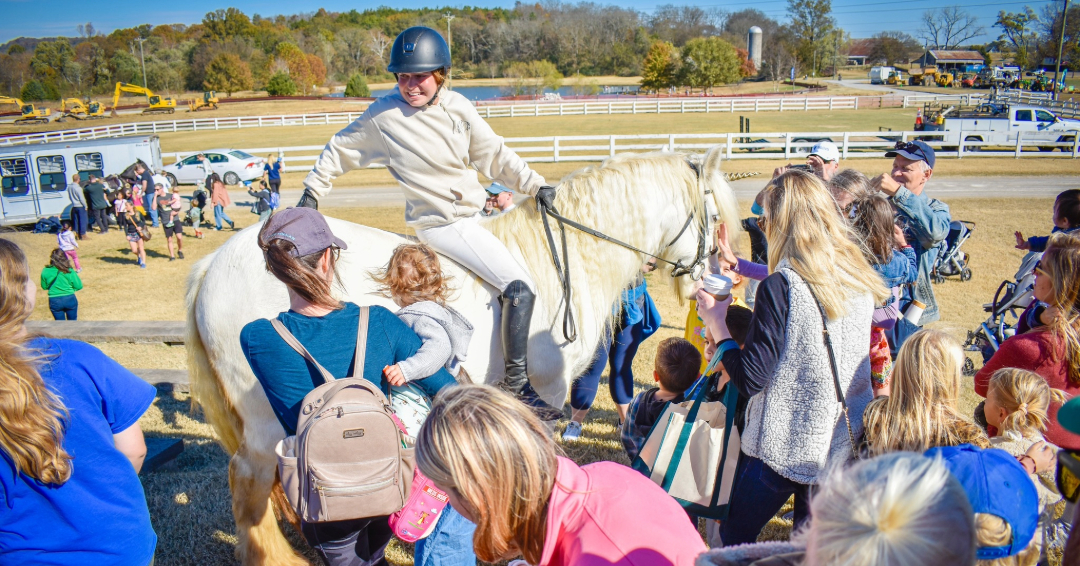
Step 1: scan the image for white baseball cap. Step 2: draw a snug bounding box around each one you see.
[809,140,840,162]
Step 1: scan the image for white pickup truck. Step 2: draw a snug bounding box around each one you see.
[920,103,1080,151]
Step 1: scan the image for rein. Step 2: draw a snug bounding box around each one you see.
[537,160,710,342]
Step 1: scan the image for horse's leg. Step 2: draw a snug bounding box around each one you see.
[229,442,307,566]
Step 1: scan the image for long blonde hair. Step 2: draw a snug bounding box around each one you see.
[0,239,72,485]
[799,452,976,566]
[416,385,558,564]
[762,169,888,319]
[1042,232,1080,385]
[975,513,1040,566]
[863,329,987,456]
[988,368,1069,438]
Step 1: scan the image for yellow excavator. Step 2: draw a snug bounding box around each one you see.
[111,82,176,116]
[57,98,106,121]
[0,96,52,124]
[187,91,219,112]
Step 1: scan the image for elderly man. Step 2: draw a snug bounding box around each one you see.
[807,140,841,181]
[481,183,516,216]
[872,140,951,354]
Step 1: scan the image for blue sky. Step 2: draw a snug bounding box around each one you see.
[0,0,1058,46]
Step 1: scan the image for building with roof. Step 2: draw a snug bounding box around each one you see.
[846,39,875,66]
[911,50,986,71]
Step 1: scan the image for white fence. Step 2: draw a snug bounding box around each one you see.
[166,129,1078,171]
[0,93,990,148]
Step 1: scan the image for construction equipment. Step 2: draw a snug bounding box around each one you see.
[0,96,51,124]
[936,72,955,88]
[187,91,220,112]
[909,68,946,87]
[960,73,976,88]
[886,71,905,85]
[111,83,176,116]
[57,98,106,121]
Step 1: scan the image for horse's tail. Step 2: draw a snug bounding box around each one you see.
[186,250,243,455]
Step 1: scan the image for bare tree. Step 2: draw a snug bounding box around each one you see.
[367,29,390,67]
[920,6,985,49]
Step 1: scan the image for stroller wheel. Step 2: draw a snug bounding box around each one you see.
[960,268,973,282]
[962,357,976,377]
[933,273,946,284]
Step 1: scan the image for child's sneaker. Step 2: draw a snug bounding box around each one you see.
[561,421,583,443]
[139,260,147,269]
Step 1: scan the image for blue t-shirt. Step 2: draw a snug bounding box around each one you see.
[0,339,157,566]
[264,161,282,181]
[240,302,454,435]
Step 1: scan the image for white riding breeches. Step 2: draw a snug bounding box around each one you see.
[416,214,535,293]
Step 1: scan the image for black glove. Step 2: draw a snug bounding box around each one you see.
[297,189,319,210]
[536,185,557,210]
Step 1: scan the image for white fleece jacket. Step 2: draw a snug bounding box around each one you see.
[304,89,546,228]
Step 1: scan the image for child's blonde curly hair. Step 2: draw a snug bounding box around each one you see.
[372,243,451,306]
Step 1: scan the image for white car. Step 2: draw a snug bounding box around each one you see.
[163,149,265,187]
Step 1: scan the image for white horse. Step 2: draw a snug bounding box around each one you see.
[185,147,741,565]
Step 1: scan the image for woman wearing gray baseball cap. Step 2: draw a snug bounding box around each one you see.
[239,207,458,565]
[297,26,561,420]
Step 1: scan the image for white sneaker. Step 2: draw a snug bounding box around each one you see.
[561,421,583,443]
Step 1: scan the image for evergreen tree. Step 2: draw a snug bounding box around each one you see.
[265,71,297,96]
[344,73,370,97]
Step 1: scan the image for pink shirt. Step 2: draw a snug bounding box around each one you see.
[539,457,706,566]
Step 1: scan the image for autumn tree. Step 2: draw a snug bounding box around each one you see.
[274,43,314,94]
[868,31,921,66]
[640,40,681,92]
[787,0,835,75]
[202,8,254,42]
[204,53,254,96]
[680,37,742,93]
[502,60,563,96]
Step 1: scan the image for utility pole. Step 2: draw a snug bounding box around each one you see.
[1053,0,1070,100]
[443,12,455,91]
[135,37,148,89]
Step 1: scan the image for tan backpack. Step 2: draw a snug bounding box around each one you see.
[272,306,414,523]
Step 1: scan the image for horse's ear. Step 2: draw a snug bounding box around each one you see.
[701,145,724,180]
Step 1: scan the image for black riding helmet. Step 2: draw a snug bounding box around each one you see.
[387,26,451,74]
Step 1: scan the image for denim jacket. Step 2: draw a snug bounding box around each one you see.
[891,186,951,325]
[873,246,918,290]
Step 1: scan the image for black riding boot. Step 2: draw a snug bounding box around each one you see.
[499,280,565,421]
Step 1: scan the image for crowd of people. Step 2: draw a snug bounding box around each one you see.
[3,24,1080,566]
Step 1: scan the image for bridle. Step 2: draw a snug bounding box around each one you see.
[538,159,716,342]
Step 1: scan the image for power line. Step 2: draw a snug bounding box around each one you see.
[746,0,1052,17]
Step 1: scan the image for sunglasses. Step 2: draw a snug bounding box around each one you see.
[1034,259,1049,277]
[893,141,925,154]
[1057,450,1080,503]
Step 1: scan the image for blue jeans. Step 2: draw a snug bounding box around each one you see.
[49,294,78,320]
[570,317,643,410]
[719,453,811,546]
[214,204,233,230]
[413,505,477,566]
[886,317,921,359]
[70,207,88,238]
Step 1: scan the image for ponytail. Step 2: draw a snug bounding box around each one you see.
[258,219,342,311]
[989,368,1061,438]
[0,239,72,485]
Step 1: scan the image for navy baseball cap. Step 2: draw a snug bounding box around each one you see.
[485,183,512,195]
[886,140,936,169]
[925,444,1038,560]
[260,207,347,257]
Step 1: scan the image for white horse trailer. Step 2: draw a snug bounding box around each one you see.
[0,135,162,226]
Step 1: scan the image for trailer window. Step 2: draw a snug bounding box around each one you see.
[75,153,104,181]
[1036,110,1055,122]
[1015,110,1033,122]
[36,155,66,192]
[1,158,30,197]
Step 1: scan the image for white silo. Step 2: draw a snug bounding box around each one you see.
[747,26,763,73]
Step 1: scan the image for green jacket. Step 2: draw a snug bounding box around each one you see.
[40,266,83,297]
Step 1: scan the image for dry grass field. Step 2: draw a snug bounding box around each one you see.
[3,187,1074,564]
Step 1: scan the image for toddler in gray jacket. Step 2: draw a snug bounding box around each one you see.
[376,244,473,384]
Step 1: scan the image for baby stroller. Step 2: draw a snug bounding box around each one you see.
[963,251,1041,374]
[931,220,975,283]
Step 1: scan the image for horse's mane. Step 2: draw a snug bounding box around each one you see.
[485,152,710,333]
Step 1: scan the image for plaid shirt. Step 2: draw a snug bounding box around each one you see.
[622,389,684,462]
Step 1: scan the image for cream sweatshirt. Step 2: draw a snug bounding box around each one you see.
[303,89,546,228]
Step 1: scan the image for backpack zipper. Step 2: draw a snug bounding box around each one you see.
[315,476,395,495]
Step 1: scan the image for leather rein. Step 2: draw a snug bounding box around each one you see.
[537,160,712,342]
